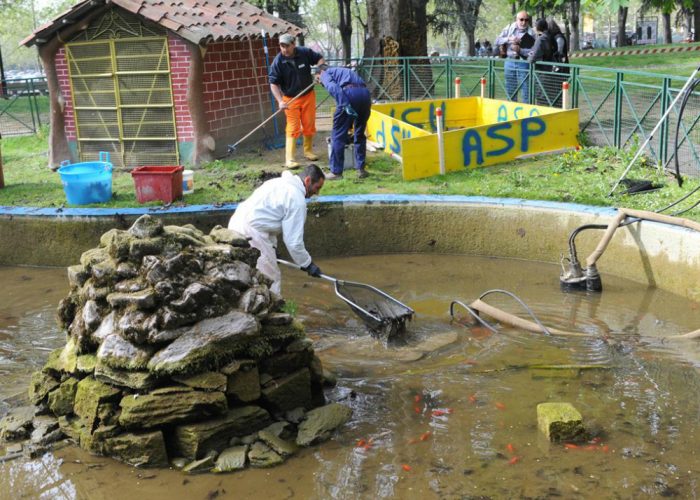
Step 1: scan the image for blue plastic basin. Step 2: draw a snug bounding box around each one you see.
[58,152,113,205]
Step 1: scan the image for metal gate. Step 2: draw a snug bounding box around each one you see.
[66,37,178,169]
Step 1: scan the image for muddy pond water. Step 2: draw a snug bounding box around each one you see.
[1,254,700,499]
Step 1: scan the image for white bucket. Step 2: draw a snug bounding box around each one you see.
[182,169,194,195]
[326,138,355,169]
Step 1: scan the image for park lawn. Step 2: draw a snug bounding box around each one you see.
[1,125,698,222]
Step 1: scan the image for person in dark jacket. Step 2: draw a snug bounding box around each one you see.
[548,19,570,107]
[316,64,372,180]
[528,18,555,106]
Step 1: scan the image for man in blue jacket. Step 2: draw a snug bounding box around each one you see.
[316,64,371,180]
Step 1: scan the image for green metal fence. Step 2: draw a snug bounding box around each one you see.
[323,57,700,178]
[0,78,49,136]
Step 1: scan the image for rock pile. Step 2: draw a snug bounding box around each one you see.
[1,215,351,471]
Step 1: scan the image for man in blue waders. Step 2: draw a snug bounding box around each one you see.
[316,64,371,180]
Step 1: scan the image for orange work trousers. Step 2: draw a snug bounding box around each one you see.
[283,90,316,138]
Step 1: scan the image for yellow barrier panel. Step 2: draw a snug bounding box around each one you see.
[366,97,580,180]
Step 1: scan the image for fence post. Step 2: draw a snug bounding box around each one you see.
[446,57,452,98]
[570,66,580,109]
[455,77,461,98]
[403,58,410,101]
[613,72,624,148]
[528,63,535,104]
[0,134,4,189]
[27,78,38,133]
[436,108,445,175]
[488,59,496,98]
[480,78,486,98]
[659,77,671,166]
[562,81,570,110]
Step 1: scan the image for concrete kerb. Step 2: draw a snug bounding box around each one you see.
[1,196,698,300]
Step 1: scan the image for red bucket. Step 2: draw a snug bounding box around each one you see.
[131,166,184,204]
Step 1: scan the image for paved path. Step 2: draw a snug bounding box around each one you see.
[572,43,700,58]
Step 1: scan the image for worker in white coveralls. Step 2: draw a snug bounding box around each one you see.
[228,164,325,294]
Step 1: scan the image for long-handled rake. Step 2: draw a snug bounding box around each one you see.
[226,82,315,155]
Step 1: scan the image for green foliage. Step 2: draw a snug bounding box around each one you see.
[281,300,298,316]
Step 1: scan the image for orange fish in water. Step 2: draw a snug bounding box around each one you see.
[506,443,516,454]
[414,406,421,414]
[419,431,432,441]
[508,456,520,465]
[495,402,506,411]
[601,445,610,453]
[402,464,412,472]
[432,409,447,417]
[564,443,579,450]
[363,443,372,450]
[585,445,597,451]
[468,394,477,404]
[469,326,493,339]
[356,439,366,447]
[414,394,422,403]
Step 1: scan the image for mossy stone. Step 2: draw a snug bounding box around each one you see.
[102,430,169,468]
[48,377,80,416]
[28,370,60,404]
[226,366,260,403]
[213,445,248,472]
[76,354,97,374]
[537,402,585,442]
[42,337,79,375]
[248,441,284,468]
[261,368,313,414]
[296,403,352,447]
[73,377,122,429]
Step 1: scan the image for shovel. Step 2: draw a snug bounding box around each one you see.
[227,81,316,155]
[277,259,414,338]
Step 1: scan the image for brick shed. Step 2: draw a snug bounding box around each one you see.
[21,0,302,169]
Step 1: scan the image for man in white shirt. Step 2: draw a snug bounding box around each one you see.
[228,164,325,295]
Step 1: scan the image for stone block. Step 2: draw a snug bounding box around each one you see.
[170,406,271,460]
[48,377,79,416]
[537,402,585,442]
[102,430,169,468]
[119,386,227,429]
[261,368,313,414]
[73,377,121,429]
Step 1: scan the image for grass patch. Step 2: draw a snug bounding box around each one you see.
[1,130,697,222]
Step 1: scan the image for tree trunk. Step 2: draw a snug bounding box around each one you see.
[337,0,353,63]
[695,0,700,42]
[39,41,71,169]
[364,0,430,99]
[569,0,580,51]
[662,13,672,44]
[617,6,628,47]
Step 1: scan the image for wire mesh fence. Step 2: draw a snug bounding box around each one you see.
[324,57,700,178]
[0,78,49,137]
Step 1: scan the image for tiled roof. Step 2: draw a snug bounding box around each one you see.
[22,0,302,47]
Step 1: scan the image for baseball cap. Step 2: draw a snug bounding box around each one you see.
[279,33,295,45]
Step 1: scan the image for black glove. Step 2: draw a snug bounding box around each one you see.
[302,262,322,277]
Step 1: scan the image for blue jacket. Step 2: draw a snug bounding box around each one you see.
[319,67,367,109]
[269,46,323,97]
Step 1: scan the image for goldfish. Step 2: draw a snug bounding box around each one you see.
[419,431,432,441]
[432,409,447,417]
[402,464,412,471]
[414,394,422,403]
[414,406,421,414]
[495,402,506,411]
[356,439,366,447]
[506,443,516,454]
[508,456,520,465]
[468,394,477,404]
[585,445,597,451]
[601,445,610,453]
[564,443,579,450]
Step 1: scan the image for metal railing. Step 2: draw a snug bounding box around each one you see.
[0,77,49,136]
[322,57,700,178]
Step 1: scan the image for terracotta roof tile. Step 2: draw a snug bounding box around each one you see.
[22,0,301,47]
